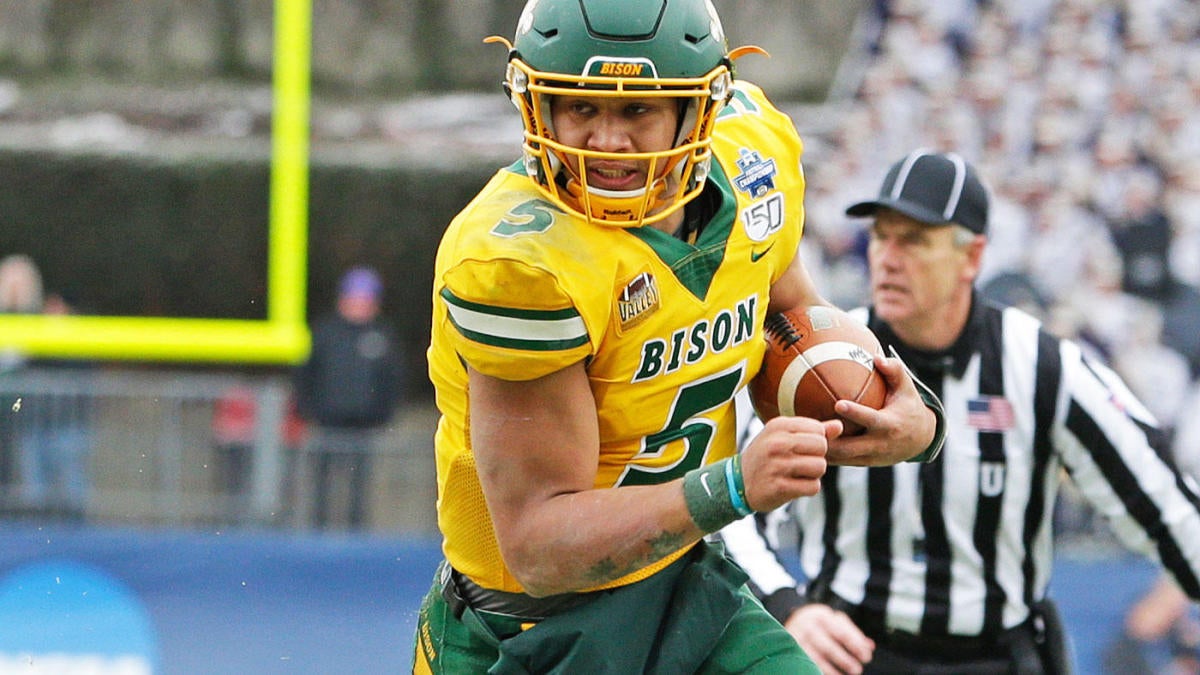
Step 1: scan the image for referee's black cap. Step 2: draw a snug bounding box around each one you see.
[846,150,990,235]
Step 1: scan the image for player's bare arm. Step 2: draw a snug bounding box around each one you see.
[469,361,704,597]
[469,360,830,597]
[767,251,938,465]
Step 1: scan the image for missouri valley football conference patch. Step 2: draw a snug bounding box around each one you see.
[617,271,660,333]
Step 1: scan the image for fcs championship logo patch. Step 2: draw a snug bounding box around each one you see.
[732,148,777,198]
[617,272,660,332]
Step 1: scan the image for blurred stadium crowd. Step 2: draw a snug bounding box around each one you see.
[799,0,1200,474]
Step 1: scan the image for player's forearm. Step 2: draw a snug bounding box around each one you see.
[495,482,703,597]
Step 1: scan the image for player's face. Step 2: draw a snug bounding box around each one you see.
[549,95,681,192]
[867,211,978,327]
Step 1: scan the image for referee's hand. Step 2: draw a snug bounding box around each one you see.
[783,603,874,675]
[827,355,937,466]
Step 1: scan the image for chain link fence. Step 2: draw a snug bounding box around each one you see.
[0,365,438,534]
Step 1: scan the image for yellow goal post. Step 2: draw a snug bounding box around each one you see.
[0,0,312,365]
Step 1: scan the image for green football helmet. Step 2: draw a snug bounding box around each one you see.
[492,0,737,227]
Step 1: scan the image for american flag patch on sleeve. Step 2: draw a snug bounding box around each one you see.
[967,396,1015,432]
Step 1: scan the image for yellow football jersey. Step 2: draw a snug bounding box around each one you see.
[428,82,806,593]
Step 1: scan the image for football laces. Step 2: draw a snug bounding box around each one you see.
[764,312,803,348]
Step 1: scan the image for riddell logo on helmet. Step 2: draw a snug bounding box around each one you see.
[603,206,636,219]
[584,57,658,78]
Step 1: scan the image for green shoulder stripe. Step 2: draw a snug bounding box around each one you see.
[440,288,589,351]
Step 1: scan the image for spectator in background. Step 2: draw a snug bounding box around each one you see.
[0,254,44,506]
[293,267,403,530]
[0,253,42,369]
[0,254,42,314]
[210,383,257,518]
[1107,172,1172,303]
[210,384,310,525]
[15,291,95,521]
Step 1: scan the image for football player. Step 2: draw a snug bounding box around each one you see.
[415,1,945,672]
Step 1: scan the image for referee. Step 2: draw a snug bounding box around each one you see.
[722,150,1200,674]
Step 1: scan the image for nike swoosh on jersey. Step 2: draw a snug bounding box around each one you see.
[750,243,775,262]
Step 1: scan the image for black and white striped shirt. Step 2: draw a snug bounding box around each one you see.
[722,296,1200,638]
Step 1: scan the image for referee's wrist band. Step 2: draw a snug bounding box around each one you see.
[909,382,946,463]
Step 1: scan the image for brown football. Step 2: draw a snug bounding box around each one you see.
[749,305,887,434]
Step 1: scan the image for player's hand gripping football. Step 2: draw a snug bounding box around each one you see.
[825,354,938,466]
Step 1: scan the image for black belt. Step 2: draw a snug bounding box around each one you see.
[876,626,1012,661]
[438,562,603,621]
[823,593,1031,662]
[438,563,471,619]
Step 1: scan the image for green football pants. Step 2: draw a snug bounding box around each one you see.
[412,560,818,674]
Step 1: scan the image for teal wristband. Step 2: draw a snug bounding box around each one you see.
[724,454,752,517]
[682,458,745,533]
